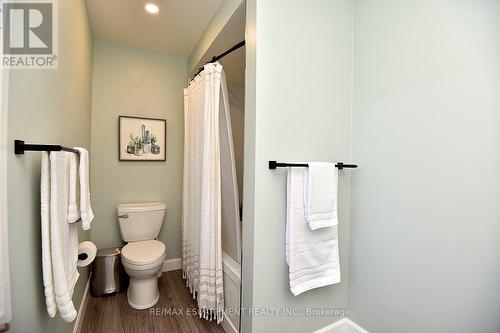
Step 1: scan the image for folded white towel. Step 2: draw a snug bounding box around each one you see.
[304,162,338,230]
[67,154,79,223]
[74,147,94,230]
[50,152,79,322]
[286,167,340,296]
[40,152,56,318]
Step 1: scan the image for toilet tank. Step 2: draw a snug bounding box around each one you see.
[117,202,166,242]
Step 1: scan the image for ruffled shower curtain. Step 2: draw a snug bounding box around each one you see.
[182,63,224,323]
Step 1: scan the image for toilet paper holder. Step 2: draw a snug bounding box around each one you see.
[77,241,98,267]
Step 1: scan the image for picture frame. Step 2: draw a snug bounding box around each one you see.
[119,115,166,161]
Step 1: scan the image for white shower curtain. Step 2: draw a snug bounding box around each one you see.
[182,63,224,323]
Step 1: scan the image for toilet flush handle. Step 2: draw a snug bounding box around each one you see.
[118,213,129,218]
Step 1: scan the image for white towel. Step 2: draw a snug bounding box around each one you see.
[286,167,340,296]
[67,154,79,223]
[40,152,56,317]
[50,152,79,322]
[74,147,93,230]
[304,162,338,230]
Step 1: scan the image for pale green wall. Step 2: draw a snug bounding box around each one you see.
[188,0,243,72]
[349,0,500,332]
[6,0,94,332]
[228,84,245,201]
[90,41,187,259]
[241,1,353,332]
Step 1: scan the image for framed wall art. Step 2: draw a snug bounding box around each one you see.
[119,115,166,161]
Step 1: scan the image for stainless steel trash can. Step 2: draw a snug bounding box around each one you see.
[90,247,129,297]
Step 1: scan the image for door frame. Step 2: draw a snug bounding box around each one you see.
[0,59,12,328]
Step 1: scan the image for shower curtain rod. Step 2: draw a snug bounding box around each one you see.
[191,40,245,80]
[14,140,80,155]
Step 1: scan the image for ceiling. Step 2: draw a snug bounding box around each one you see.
[86,0,223,56]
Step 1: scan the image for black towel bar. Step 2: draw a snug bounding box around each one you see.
[14,140,80,155]
[269,161,358,170]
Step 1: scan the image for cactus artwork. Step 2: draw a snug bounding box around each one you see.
[119,116,166,161]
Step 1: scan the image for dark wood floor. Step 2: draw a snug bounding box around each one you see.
[81,270,225,333]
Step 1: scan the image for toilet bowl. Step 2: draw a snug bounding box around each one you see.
[121,240,166,309]
[117,202,167,309]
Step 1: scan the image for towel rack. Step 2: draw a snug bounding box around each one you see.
[14,140,80,155]
[15,139,83,228]
[269,161,358,170]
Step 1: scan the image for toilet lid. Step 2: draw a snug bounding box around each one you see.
[122,240,165,266]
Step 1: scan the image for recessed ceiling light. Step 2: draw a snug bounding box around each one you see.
[145,3,159,14]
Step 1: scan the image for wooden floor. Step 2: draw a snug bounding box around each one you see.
[81,270,225,333]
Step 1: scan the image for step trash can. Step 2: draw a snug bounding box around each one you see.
[90,247,129,297]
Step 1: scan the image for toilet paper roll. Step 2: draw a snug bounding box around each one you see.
[77,241,97,267]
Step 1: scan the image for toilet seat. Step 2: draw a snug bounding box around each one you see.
[122,240,165,266]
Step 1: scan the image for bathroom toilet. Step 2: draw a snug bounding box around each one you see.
[117,202,167,309]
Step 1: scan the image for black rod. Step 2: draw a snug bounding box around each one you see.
[14,140,80,155]
[211,40,245,62]
[191,40,245,81]
[269,161,358,170]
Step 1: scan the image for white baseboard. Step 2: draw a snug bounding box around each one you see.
[313,318,369,333]
[162,257,182,272]
[73,275,91,333]
[221,315,238,333]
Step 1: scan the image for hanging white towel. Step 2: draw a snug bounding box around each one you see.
[67,154,79,223]
[50,152,79,322]
[286,167,340,296]
[304,162,338,230]
[74,147,93,230]
[40,152,56,317]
